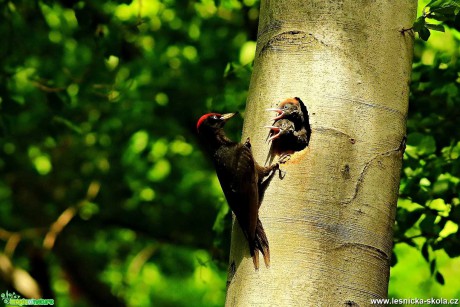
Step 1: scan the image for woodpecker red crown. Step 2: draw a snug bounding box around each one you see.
[278,97,300,107]
[196,113,221,131]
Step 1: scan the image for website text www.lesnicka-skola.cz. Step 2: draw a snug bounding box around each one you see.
[371,297,459,305]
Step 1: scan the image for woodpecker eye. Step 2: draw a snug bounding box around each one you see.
[212,115,219,120]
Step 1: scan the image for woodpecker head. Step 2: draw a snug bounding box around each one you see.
[267,97,301,120]
[196,112,238,134]
[197,112,238,150]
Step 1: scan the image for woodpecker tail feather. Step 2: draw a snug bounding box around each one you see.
[264,146,275,166]
[255,218,270,268]
[248,237,260,270]
[252,247,259,270]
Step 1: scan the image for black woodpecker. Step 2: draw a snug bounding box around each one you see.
[197,112,282,269]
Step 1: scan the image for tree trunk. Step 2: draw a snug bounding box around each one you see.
[226,0,417,305]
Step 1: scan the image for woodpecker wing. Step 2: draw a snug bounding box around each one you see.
[213,142,259,250]
[295,97,311,146]
[231,142,259,244]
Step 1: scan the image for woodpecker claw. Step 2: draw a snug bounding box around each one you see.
[278,154,291,164]
[278,169,286,179]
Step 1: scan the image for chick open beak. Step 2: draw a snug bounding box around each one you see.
[265,125,282,142]
[266,108,284,120]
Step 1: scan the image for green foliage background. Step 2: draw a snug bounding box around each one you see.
[0,0,459,306]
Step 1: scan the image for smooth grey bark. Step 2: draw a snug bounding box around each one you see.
[226,0,417,306]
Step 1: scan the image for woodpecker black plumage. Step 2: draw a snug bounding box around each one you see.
[265,97,311,165]
[197,112,281,269]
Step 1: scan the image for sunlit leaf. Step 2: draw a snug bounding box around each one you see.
[239,41,256,65]
[407,133,436,156]
[428,198,449,216]
[147,159,171,182]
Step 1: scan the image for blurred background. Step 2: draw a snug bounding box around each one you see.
[0,0,459,306]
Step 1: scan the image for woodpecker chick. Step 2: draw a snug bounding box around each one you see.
[197,112,281,269]
[265,119,296,164]
[266,119,295,143]
[267,97,310,132]
[266,97,311,165]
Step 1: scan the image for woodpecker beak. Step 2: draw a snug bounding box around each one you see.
[267,133,281,142]
[265,125,280,131]
[265,125,282,142]
[221,112,238,122]
[266,108,284,120]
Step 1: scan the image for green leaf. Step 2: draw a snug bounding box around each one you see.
[435,271,445,285]
[413,16,426,32]
[430,259,436,275]
[446,142,460,160]
[420,212,439,235]
[398,198,424,211]
[429,0,460,8]
[419,27,431,41]
[431,6,457,15]
[223,63,231,77]
[428,12,455,21]
[432,174,459,196]
[212,204,230,233]
[397,208,424,232]
[428,198,449,216]
[406,132,436,156]
[437,234,460,257]
[425,0,444,9]
[421,241,430,262]
[425,23,445,32]
[405,239,417,247]
[218,0,242,10]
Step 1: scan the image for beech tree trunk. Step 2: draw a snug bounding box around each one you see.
[226,0,417,305]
